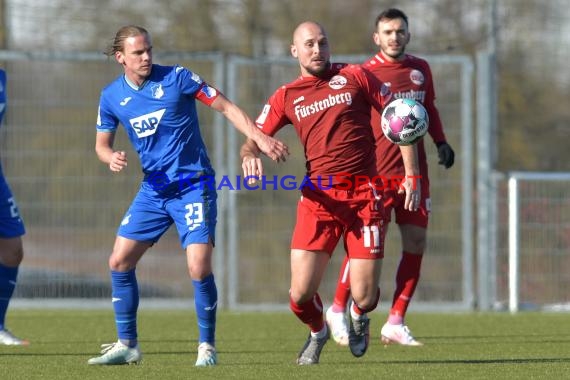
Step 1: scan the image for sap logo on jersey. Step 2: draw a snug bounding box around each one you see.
[130,109,166,138]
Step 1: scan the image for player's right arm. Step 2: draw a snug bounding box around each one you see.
[95,131,127,173]
[95,100,127,173]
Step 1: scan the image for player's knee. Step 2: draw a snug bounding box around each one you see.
[402,228,427,253]
[352,288,380,313]
[187,257,212,279]
[0,243,24,267]
[188,266,212,280]
[289,288,313,305]
[404,239,426,254]
[108,255,134,272]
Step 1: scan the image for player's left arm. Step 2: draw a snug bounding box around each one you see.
[240,137,264,185]
[424,64,455,169]
[398,144,421,211]
[201,90,289,163]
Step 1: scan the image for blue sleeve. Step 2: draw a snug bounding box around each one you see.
[96,93,119,132]
[175,65,206,97]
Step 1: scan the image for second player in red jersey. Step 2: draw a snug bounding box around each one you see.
[326,8,456,348]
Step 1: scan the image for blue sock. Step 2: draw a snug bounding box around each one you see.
[193,273,217,345]
[111,269,139,347]
[0,263,18,331]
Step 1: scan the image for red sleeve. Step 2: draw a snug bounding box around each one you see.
[255,86,290,137]
[194,82,221,107]
[354,65,392,114]
[423,64,447,144]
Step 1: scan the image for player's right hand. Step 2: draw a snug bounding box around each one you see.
[109,151,127,172]
[242,156,263,185]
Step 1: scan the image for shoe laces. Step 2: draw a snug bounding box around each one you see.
[298,329,328,363]
[352,315,370,336]
[100,341,128,355]
[401,325,416,342]
[197,343,216,359]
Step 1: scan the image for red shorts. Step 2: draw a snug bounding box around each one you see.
[291,183,385,259]
[383,176,430,228]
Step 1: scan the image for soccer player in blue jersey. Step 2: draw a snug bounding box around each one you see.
[87,25,288,366]
[0,69,29,346]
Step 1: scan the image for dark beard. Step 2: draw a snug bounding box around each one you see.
[305,60,331,76]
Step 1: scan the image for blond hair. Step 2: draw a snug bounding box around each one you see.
[104,25,149,56]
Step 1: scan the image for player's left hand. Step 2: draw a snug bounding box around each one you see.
[437,142,455,169]
[255,134,289,163]
[399,175,421,212]
[242,156,264,185]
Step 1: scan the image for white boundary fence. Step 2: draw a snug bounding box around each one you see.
[0,50,480,311]
[504,172,570,313]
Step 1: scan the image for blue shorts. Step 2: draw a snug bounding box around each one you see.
[117,183,217,249]
[0,175,26,238]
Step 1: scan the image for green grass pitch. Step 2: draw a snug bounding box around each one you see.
[1,310,570,379]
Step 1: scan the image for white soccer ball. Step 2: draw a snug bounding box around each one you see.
[381,98,429,145]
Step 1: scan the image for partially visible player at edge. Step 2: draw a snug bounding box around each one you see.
[87,25,288,366]
[241,21,421,365]
[326,8,455,347]
[0,69,29,347]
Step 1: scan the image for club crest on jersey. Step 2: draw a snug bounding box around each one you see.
[328,75,347,90]
[129,109,166,138]
[410,69,425,86]
[151,84,164,99]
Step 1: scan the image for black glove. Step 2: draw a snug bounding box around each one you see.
[436,142,455,169]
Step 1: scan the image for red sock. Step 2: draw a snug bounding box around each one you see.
[332,255,350,312]
[390,251,423,322]
[290,293,325,333]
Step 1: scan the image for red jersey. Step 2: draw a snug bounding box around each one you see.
[362,52,447,177]
[256,63,391,184]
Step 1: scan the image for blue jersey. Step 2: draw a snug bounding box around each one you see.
[0,69,25,238]
[97,64,219,191]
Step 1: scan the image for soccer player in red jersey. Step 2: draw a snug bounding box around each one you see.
[240,21,421,364]
[326,8,455,347]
